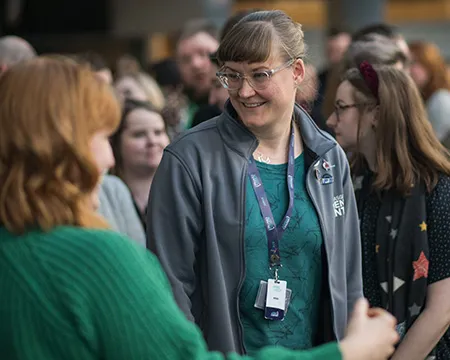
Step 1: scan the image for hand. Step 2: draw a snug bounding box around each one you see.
[340,298,399,360]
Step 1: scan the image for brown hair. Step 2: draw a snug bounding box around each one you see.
[409,41,450,101]
[110,98,167,179]
[322,35,407,119]
[217,10,306,65]
[0,57,121,234]
[344,65,450,195]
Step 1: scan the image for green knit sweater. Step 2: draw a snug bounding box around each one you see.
[0,226,342,360]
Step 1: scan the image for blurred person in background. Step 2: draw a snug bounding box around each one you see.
[0,55,400,360]
[322,34,408,122]
[327,62,450,360]
[74,51,146,246]
[312,27,351,127]
[192,10,259,127]
[75,51,113,85]
[0,35,36,74]
[409,41,450,144]
[115,54,166,111]
[296,63,326,130]
[175,19,221,129]
[110,98,170,233]
[351,23,410,67]
[150,58,188,139]
[148,10,363,356]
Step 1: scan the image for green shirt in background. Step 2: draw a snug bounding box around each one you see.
[240,154,324,355]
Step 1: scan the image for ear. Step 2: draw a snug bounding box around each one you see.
[293,59,305,86]
[0,64,7,75]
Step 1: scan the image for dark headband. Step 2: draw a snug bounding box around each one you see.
[359,61,379,103]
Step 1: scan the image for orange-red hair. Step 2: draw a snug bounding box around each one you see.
[0,57,121,234]
[409,41,450,101]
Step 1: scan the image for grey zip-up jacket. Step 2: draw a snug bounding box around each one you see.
[147,102,363,354]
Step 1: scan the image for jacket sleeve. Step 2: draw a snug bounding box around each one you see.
[341,151,364,318]
[110,176,147,247]
[146,149,202,321]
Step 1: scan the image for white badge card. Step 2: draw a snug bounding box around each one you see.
[264,279,287,321]
[254,280,292,314]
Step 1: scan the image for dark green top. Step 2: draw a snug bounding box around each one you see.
[240,154,323,355]
[0,225,339,360]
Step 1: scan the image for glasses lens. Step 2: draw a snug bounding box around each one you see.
[249,72,270,90]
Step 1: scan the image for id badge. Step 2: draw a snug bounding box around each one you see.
[264,279,287,321]
[254,280,292,315]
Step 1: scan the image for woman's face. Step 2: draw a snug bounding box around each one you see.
[120,108,170,174]
[409,56,430,89]
[222,53,304,133]
[326,80,376,151]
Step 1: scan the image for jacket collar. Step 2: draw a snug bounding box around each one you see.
[217,100,336,160]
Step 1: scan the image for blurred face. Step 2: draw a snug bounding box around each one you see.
[409,57,430,89]
[326,81,376,151]
[176,32,219,97]
[222,54,304,133]
[327,33,351,65]
[90,130,115,209]
[209,63,229,111]
[120,108,170,173]
[96,69,113,85]
[114,76,147,104]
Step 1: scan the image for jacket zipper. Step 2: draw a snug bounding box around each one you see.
[236,160,248,354]
[305,156,338,339]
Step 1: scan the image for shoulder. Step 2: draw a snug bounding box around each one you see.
[428,174,450,206]
[34,226,147,268]
[427,89,450,109]
[169,116,220,148]
[100,174,129,192]
[161,115,226,170]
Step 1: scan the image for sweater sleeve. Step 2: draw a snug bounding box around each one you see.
[56,231,342,360]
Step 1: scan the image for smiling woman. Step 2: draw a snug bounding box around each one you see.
[110,98,170,230]
[147,9,363,356]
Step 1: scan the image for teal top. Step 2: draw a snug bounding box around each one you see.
[240,154,323,355]
[0,225,340,360]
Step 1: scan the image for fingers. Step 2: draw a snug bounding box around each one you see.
[353,297,369,317]
[368,307,397,327]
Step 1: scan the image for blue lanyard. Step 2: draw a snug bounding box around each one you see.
[247,123,295,269]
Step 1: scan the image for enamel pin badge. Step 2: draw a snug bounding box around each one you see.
[322,159,335,171]
[321,173,334,185]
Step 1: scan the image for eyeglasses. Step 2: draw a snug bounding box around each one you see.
[216,59,295,91]
[334,103,368,121]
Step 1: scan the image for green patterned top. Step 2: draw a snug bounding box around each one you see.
[240,154,323,355]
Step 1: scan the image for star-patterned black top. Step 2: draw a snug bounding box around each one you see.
[360,175,450,359]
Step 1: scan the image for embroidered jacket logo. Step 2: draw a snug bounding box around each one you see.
[333,194,345,217]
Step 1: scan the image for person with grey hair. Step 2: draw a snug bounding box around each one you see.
[0,35,36,74]
[322,34,408,121]
[342,34,407,72]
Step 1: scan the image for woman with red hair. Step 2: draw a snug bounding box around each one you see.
[409,41,450,143]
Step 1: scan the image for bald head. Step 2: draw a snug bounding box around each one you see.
[0,36,36,69]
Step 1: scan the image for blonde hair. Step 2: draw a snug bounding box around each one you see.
[0,57,121,233]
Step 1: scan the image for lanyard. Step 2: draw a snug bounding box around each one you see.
[247,123,295,272]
